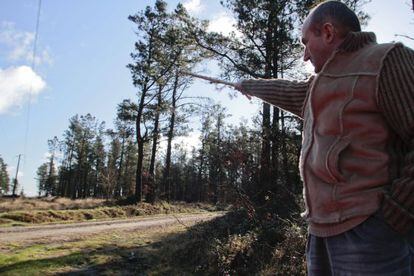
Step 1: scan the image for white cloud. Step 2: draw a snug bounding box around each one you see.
[183,0,204,15]
[208,12,240,36]
[0,66,46,114]
[0,21,52,65]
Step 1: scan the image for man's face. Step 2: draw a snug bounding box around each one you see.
[301,17,334,73]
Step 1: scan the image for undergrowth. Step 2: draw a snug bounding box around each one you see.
[154,209,307,275]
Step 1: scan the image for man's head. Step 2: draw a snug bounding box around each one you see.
[301,1,361,73]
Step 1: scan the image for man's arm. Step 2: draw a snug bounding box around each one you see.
[238,77,313,118]
[377,44,414,234]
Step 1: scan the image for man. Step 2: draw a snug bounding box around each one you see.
[236,1,414,275]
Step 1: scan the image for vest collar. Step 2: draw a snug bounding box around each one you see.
[338,32,377,52]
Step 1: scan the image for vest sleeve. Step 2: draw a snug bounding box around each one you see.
[240,77,312,118]
[378,44,414,234]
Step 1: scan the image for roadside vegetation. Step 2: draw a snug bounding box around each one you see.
[144,209,307,275]
[0,197,113,213]
[0,197,220,227]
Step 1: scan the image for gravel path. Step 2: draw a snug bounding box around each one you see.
[0,212,223,243]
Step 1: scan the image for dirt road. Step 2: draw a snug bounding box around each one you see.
[0,212,223,243]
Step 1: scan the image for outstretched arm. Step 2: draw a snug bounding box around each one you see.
[237,77,313,118]
[181,71,313,118]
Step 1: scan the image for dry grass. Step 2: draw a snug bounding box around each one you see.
[0,197,112,212]
[0,200,220,226]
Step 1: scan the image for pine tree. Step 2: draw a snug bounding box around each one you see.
[36,163,48,196]
[44,137,59,196]
[128,0,172,202]
[128,0,204,202]
[57,114,104,199]
[0,156,10,195]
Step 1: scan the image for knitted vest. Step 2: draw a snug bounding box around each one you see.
[300,42,397,224]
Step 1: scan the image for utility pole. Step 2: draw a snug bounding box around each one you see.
[12,154,22,197]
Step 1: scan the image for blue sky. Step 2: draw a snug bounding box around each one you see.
[0,0,413,196]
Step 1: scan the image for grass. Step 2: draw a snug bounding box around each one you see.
[0,223,196,275]
[0,201,221,227]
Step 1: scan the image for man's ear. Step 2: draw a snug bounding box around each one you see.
[322,22,335,44]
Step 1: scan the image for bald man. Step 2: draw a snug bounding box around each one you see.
[237,1,414,274]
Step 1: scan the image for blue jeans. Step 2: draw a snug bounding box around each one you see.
[306,212,414,275]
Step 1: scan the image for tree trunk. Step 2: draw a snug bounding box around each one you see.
[116,136,126,197]
[134,83,148,203]
[281,111,289,184]
[213,114,222,203]
[197,139,206,202]
[66,147,74,197]
[135,138,144,202]
[46,155,54,197]
[164,74,179,201]
[270,17,280,187]
[147,86,163,203]
[94,158,100,197]
[260,102,271,202]
[258,11,274,200]
[271,107,280,183]
[124,144,132,196]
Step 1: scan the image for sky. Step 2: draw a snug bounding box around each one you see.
[0,0,413,196]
